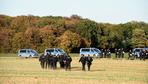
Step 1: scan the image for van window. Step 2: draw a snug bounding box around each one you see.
[20,50,26,53]
[55,50,58,53]
[31,50,35,53]
[91,49,94,52]
[134,49,141,52]
[46,49,54,53]
[57,49,64,53]
[81,49,90,52]
[94,49,99,52]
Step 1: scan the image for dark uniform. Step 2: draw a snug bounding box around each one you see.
[107,49,111,58]
[86,55,93,71]
[101,49,104,58]
[128,50,133,60]
[64,55,72,71]
[45,53,49,69]
[50,55,57,69]
[54,56,58,69]
[104,49,107,58]
[118,49,121,58]
[121,48,124,58]
[115,49,118,58]
[140,50,145,60]
[39,54,46,69]
[79,55,86,71]
[144,50,148,60]
[59,55,65,69]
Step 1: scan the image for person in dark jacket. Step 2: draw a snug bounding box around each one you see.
[86,55,93,71]
[64,54,72,71]
[115,48,118,58]
[59,55,65,69]
[39,54,46,69]
[79,54,86,71]
[128,50,133,60]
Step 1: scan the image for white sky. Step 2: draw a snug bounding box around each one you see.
[0,0,148,23]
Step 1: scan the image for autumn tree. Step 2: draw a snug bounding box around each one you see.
[24,27,41,51]
[131,28,146,48]
[12,32,29,52]
[58,30,80,53]
[39,27,57,52]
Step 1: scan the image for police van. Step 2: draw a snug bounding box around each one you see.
[44,48,66,56]
[132,48,148,58]
[18,49,38,58]
[80,48,101,57]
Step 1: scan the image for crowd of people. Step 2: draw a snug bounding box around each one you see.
[39,53,93,71]
[39,48,148,71]
[39,53,72,71]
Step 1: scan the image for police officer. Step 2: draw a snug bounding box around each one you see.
[121,48,124,58]
[104,49,107,58]
[115,48,118,58]
[79,54,86,71]
[86,55,93,71]
[144,50,148,60]
[128,50,133,60]
[118,49,121,58]
[45,53,49,69]
[107,49,111,58]
[39,54,46,69]
[140,50,145,60]
[101,49,104,58]
[59,55,65,69]
[54,55,59,69]
[65,54,72,71]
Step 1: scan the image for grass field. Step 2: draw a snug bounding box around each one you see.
[0,53,148,84]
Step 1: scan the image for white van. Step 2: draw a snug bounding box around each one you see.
[80,48,101,57]
[44,48,66,56]
[18,49,38,58]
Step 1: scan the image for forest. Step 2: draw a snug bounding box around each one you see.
[0,14,148,53]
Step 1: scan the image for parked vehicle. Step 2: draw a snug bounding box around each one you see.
[44,48,66,56]
[80,48,101,57]
[132,48,148,58]
[132,48,143,58]
[18,49,38,58]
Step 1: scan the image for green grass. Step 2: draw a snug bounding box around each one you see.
[0,54,148,84]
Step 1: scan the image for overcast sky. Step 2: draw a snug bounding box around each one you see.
[0,0,148,23]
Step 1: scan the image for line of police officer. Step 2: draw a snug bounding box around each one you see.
[101,48,125,58]
[39,53,93,71]
[115,48,125,58]
[39,53,72,71]
[101,49,111,58]
[39,49,147,71]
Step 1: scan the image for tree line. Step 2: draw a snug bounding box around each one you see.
[0,15,148,53]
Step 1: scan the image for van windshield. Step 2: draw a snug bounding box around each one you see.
[134,49,141,52]
[57,49,65,53]
[81,49,90,52]
[94,49,100,52]
[46,49,54,53]
[20,50,26,53]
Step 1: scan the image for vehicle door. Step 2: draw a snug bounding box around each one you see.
[20,50,27,57]
[90,49,95,56]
